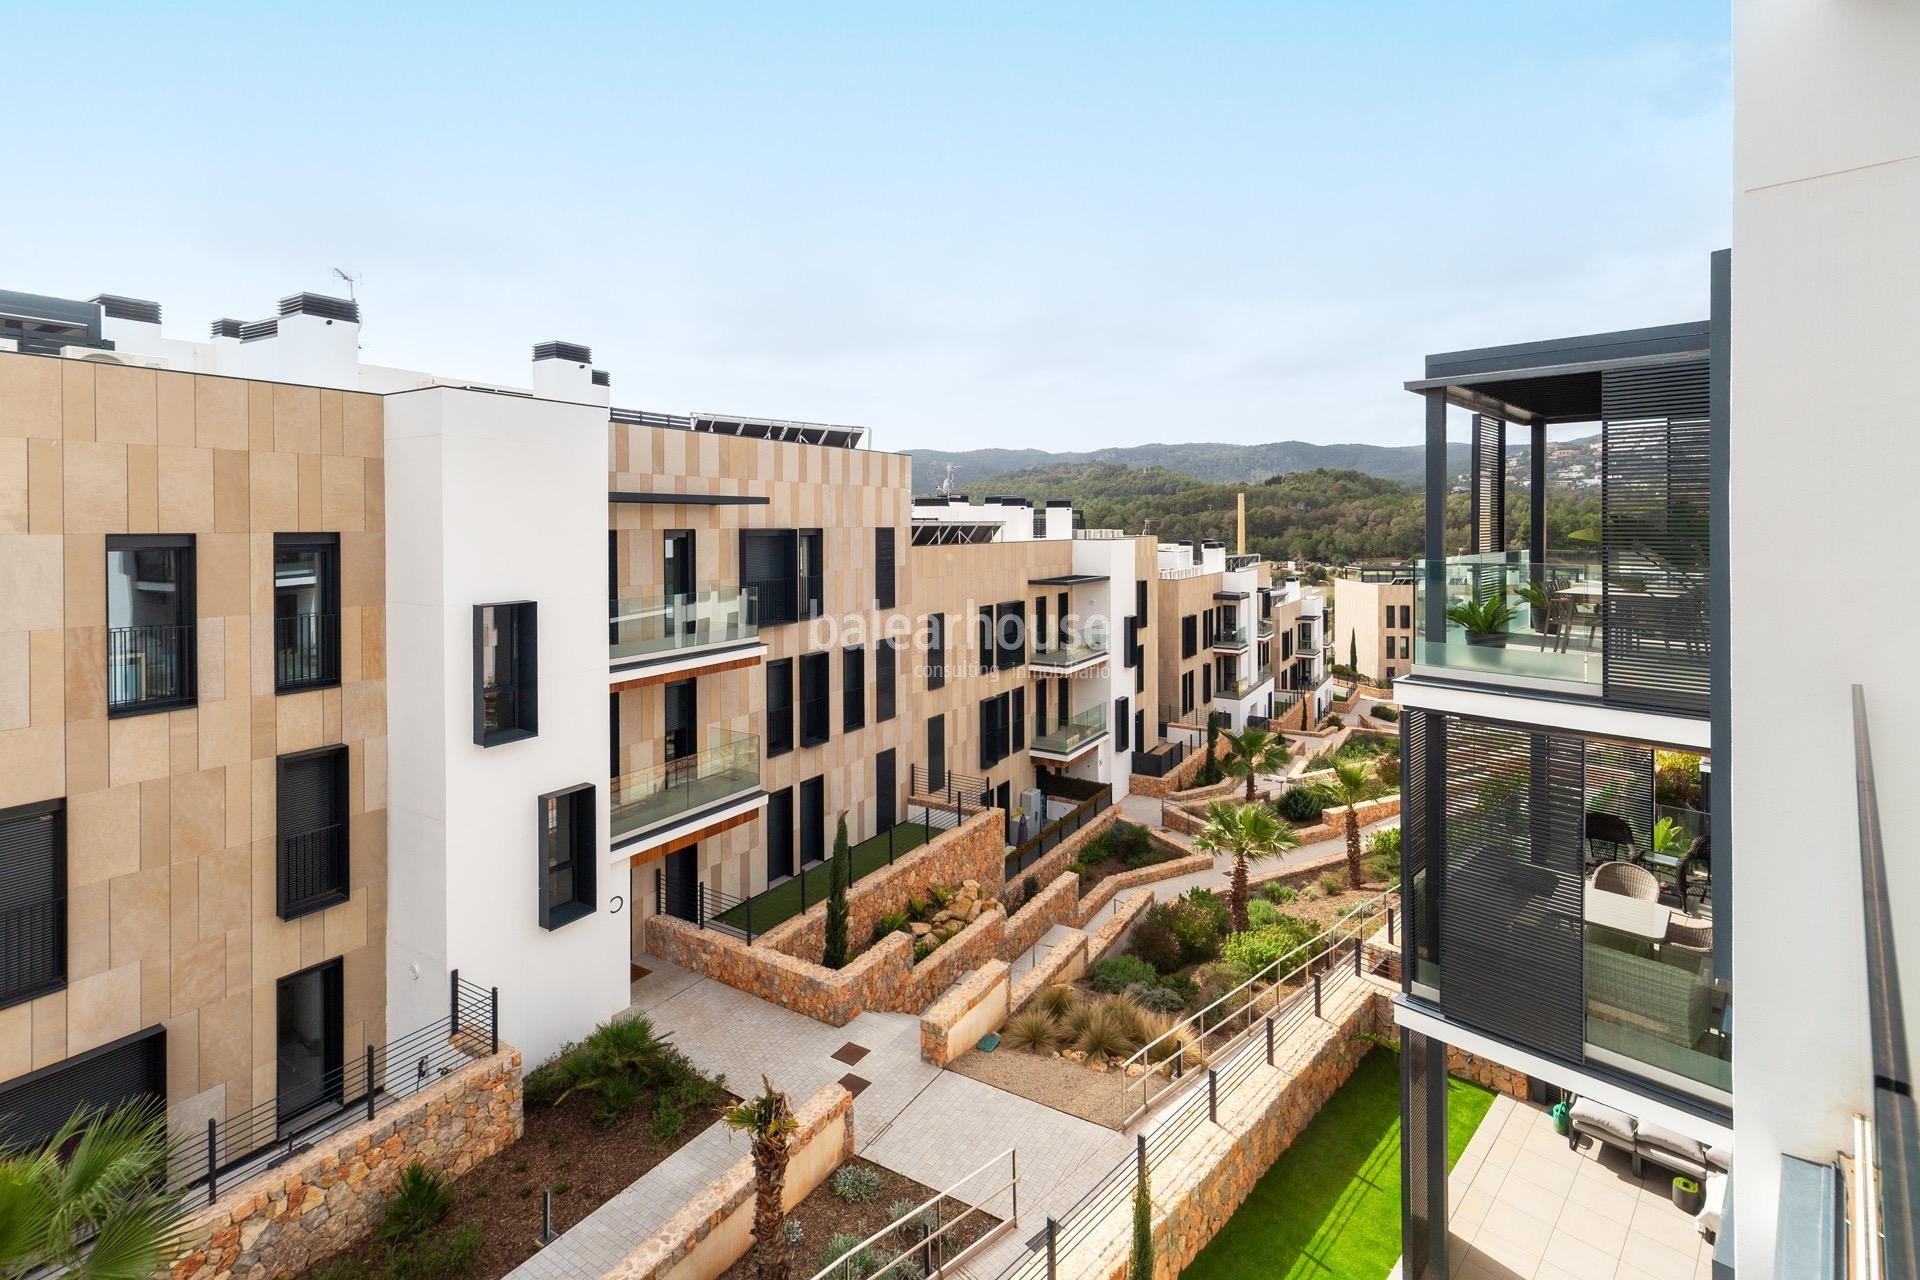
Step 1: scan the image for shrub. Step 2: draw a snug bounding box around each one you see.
[1097,995,1147,1047]
[1259,882,1296,905]
[378,1163,453,1241]
[1246,898,1280,928]
[823,818,852,969]
[1090,954,1158,993]
[913,937,938,963]
[1317,871,1347,895]
[1063,1001,1097,1042]
[1221,916,1321,974]
[1036,983,1079,1021]
[1129,917,1183,974]
[1374,753,1400,789]
[1370,703,1400,722]
[524,1016,716,1114]
[783,1219,805,1246]
[386,1223,483,1280]
[1158,971,1199,1004]
[1276,784,1330,824]
[820,1232,881,1280]
[594,1073,642,1129]
[1074,1004,1134,1061]
[1138,1012,1203,1067]
[1191,961,1254,1024]
[871,910,909,945]
[1182,886,1231,929]
[1123,982,1187,1014]
[1004,1007,1061,1054]
[1324,712,1345,728]
[1022,874,1042,905]
[1167,899,1223,965]
[832,1165,883,1205]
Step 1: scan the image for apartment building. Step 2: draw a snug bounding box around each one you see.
[1331,564,1413,683]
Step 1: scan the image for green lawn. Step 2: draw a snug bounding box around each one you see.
[713,820,935,935]
[1180,1049,1495,1280]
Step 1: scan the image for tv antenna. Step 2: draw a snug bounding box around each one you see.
[330,267,360,300]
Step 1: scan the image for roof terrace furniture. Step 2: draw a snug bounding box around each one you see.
[1566,1096,1730,1181]
[1585,888,1672,941]
[1594,860,1660,902]
[1585,811,1638,865]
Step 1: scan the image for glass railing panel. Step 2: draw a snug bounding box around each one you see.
[1216,666,1273,699]
[1212,624,1250,648]
[610,589,759,662]
[1584,918,1731,1099]
[1032,703,1106,753]
[1031,625,1109,668]
[1412,551,1606,688]
[610,729,760,838]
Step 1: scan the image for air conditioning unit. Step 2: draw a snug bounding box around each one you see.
[62,346,167,369]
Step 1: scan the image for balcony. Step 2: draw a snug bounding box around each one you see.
[107,624,196,715]
[609,588,762,677]
[1215,666,1273,701]
[275,612,340,692]
[611,729,761,843]
[1211,623,1250,652]
[1031,624,1109,675]
[1031,703,1106,762]
[1256,617,1275,640]
[1413,551,1608,693]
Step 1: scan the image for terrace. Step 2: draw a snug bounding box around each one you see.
[609,729,762,847]
[1031,702,1107,762]
[609,587,764,677]
[1030,623,1110,675]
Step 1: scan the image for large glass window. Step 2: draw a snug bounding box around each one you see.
[538,784,595,929]
[274,533,339,692]
[800,652,831,747]
[925,614,947,690]
[876,639,897,723]
[474,602,538,746]
[105,535,196,715]
[276,958,342,1125]
[277,746,349,920]
[765,659,794,756]
[843,646,866,731]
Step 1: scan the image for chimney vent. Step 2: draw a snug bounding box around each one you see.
[89,294,162,324]
[590,369,610,387]
[533,340,592,364]
[278,292,360,323]
[210,318,244,340]
[240,317,279,342]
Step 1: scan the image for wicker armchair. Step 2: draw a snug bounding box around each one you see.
[1665,915,1713,955]
[1593,860,1660,901]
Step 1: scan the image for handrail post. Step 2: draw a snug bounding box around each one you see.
[205,1118,218,1205]
[1312,971,1323,1017]
[490,987,499,1056]
[1354,938,1363,976]
[745,892,753,944]
[1387,906,1396,944]
[1265,1014,1275,1066]
[1011,1147,1019,1226]
[697,883,707,930]
[365,1044,376,1120]
[1207,1068,1218,1123]
[1136,1132,1146,1187]
[1045,1216,1057,1279]
[449,968,459,1037]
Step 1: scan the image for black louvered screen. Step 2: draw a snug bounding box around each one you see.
[1583,739,1654,848]
[740,531,797,624]
[1401,710,1440,989]
[1470,414,1505,553]
[875,528,896,610]
[1400,1029,1436,1279]
[0,802,65,1006]
[277,749,348,919]
[1602,362,1712,714]
[1437,718,1586,1060]
[0,1027,164,1150]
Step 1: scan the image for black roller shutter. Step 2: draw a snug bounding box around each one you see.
[277,747,348,919]
[0,1026,165,1150]
[875,529,896,610]
[0,800,65,1007]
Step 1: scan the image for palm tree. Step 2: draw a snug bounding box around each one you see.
[722,1077,800,1280]
[0,1099,190,1280]
[1220,726,1289,806]
[1330,758,1373,887]
[1192,799,1299,932]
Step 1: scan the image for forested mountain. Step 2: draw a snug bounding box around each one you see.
[908,440,1473,490]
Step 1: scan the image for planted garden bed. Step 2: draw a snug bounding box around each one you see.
[716,1157,1001,1280]
[303,1017,728,1280]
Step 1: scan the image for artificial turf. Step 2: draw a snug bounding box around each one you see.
[712,819,935,934]
[1179,1047,1495,1280]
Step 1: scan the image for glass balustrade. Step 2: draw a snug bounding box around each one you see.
[1412,551,1606,689]
[1031,703,1106,755]
[610,589,758,664]
[610,730,760,839]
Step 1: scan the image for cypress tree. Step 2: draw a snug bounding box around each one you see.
[822,814,851,969]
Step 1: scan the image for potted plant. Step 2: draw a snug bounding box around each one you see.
[1445,596,1515,644]
[1672,1174,1704,1215]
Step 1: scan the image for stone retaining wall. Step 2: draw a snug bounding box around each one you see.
[1449,1047,1530,1099]
[1009,932,1091,1014]
[1011,806,1124,896]
[760,809,1005,961]
[1073,853,1213,927]
[170,1048,523,1280]
[1129,734,1232,798]
[1084,888,1155,965]
[1003,872,1081,958]
[905,905,1008,1010]
[920,962,1011,1066]
[601,1083,855,1280]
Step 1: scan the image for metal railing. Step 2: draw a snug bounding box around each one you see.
[995,900,1397,1280]
[611,730,760,840]
[1006,785,1113,879]
[0,898,65,1005]
[1032,703,1106,756]
[1032,625,1110,670]
[274,612,339,690]
[1216,666,1273,700]
[166,974,497,1204]
[107,623,195,712]
[1131,741,1188,779]
[610,588,759,665]
[279,824,347,917]
[1211,623,1250,650]
[813,1148,1018,1280]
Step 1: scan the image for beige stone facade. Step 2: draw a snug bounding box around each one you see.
[1331,571,1414,683]
[0,350,387,1143]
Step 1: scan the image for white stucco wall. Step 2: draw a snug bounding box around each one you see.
[383,386,628,1069]
[1730,5,1920,1273]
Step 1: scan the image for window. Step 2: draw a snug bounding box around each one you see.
[1011,687,1025,752]
[1136,660,1145,695]
[1034,596,1049,653]
[801,652,831,747]
[1385,604,1395,631]
[927,715,946,793]
[843,646,866,732]
[1116,698,1130,752]
[105,534,196,715]
[799,777,825,865]
[0,1026,163,1152]
[537,783,595,930]
[875,529,896,610]
[276,958,342,1124]
[995,601,1026,670]
[766,788,794,883]
[876,640,897,723]
[274,533,340,692]
[766,659,794,756]
[1400,605,1412,630]
[876,750,897,831]
[1386,666,1398,681]
[0,799,65,1009]
[1182,670,1195,714]
[1136,580,1149,630]
[741,530,798,624]
[1401,636,1413,660]
[1202,611,1215,648]
[473,602,538,746]
[277,746,349,919]
[798,530,824,620]
[1202,666,1212,703]
[977,607,993,675]
[1181,615,1197,659]
[1122,617,1137,669]
[978,692,1013,768]
[924,615,944,687]
[1034,680,1048,734]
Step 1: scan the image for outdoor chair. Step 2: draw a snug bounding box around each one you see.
[1664,915,1713,957]
[1541,591,1576,650]
[1677,835,1711,915]
[1585,811,1637,865]
[1560,598,1604,652]
[1593,860,1660,902]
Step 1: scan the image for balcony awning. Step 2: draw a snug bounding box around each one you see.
[609,491,770,505]
[1029,574,1107,586]
[1212,590,1249,601]
[1406,320,1710,425]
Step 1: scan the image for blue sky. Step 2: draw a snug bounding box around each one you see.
[5,2,1729,450]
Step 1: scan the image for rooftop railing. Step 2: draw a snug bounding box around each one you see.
[610,730,759,840]
[1412,550,1606,690]
[610,588,758,664]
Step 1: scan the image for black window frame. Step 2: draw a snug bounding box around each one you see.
[537,783,596,930]
[275,957,343,1127]
[105,533,197,718]
[843,645,866,732]
[979,691,1014,769]
[1182,670,1195,715]
[876,639,897,723]
[927,714,946,793]
[1181,615,1197,660]
[276,744,350,921]
[1011,687,1026,752]
[0,1023,163,1151]
[977,607,994,676]
[741,529,799,625]
[1115,697,1131,752]
[273,532,341,694]
[926,614,947,690]
[875,528,896,610]
[800,652,831,748]
[798,529,824,621]
[799,776,826,865]
[995,601,1026,671]
[473,601,539,747]
[0,798,66,1010]
[765,658,795,757]
[766,787,794,883]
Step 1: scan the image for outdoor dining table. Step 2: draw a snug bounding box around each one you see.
[1583,887,1672,941]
